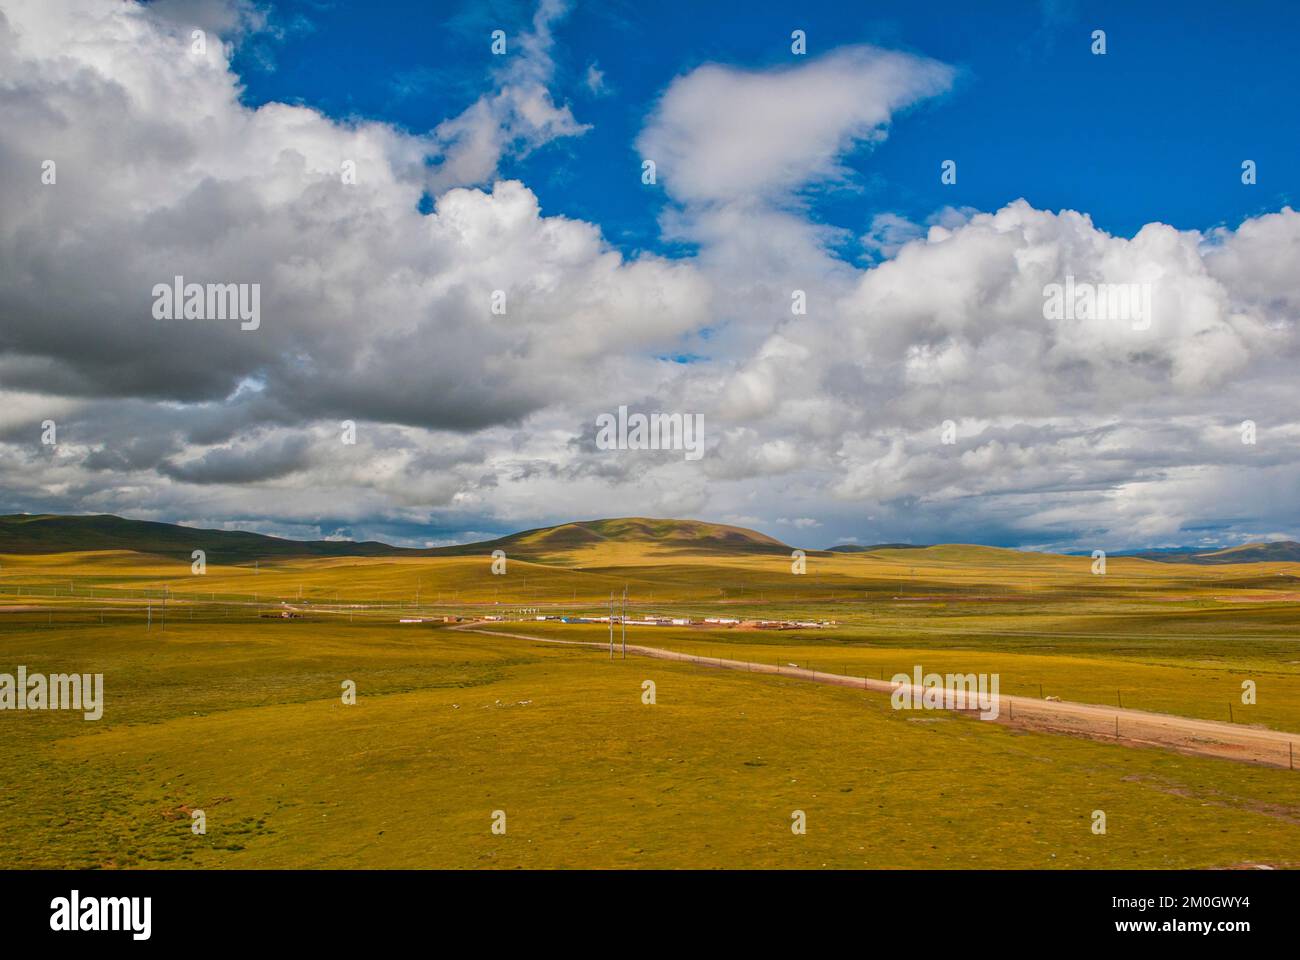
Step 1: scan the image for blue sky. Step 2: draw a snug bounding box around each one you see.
[3,0,1299,551]
[238,0,1298,255]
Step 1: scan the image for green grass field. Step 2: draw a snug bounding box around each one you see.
[3,531,1299,868]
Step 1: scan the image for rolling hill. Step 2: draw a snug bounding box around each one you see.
[426,517,793,561]
[1128,541,1300,564]
[4,512,1298,567]
[0,513,793,563]
[0,513,407,561]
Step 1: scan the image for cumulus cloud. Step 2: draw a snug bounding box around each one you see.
[0,0,705,431]
[687,200,1300,547]
[1,0,1298,551]
[144,0,269,37]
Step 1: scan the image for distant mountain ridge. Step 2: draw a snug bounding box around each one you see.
[0,513,793,562]
[2,513,1297,565]
[0,513,408,561]
[826,543,930,553]
[1124,541,1300,564]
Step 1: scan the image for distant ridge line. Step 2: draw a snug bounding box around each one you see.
[825,542,930,553]
[1,513,1297,565]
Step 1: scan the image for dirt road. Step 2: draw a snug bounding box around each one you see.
[459,625,1300,770]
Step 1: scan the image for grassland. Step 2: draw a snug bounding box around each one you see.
[2,528,1299,868]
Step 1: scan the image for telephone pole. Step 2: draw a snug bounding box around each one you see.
[621,584,627,659]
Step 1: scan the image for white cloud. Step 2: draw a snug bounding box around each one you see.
[582,62,607,96]
[0,0,705,434]
[2,0,1299,551]
[427,0,588,192]
[637,46,954,204]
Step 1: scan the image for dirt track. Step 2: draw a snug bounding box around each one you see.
[460,626,1300,770]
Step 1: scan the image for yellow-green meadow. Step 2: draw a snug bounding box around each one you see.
[3,522,1299,868]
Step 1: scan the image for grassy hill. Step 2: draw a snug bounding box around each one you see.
[430,517,793,563]
[4,512,1297,570]
[1130,541,1300,564]
[829,542,1060,567]
[0,513,793,565]
[0,513,410,561]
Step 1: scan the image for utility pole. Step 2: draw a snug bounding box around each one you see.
[608,592,614,659]
[621,584,627,659]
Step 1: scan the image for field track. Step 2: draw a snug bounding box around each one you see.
[459,626,1300,771]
